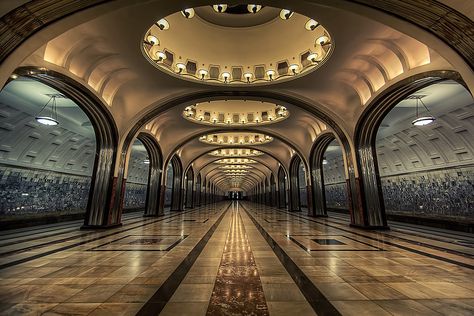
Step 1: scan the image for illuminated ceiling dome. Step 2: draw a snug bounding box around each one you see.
[199,132,272,145]
[183,100,288,126]
[142,4,332,85]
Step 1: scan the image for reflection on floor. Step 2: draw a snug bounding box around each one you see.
[0,202,473,315]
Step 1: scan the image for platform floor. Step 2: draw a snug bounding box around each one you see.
[0,202,473,315]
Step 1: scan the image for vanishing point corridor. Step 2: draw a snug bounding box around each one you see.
[0,202,473,315]
[1,1,473,315]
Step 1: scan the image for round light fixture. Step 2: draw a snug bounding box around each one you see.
[266,69,276,80]
[280,9,294,20]
[247,4,262,13]
[155,51,167,62]
[307,52,319,63]
[35,116,59,126]
[146,35,159,45]
[176,63,186,73]
[181,8,195,19]
[305,19,319,31]
[412,116,436,126]
[221,72,231,83]
[199,69,208,79]
[316,35,330,45]
[289,64,299,74]
[213,4,228,13]
[156,18,169,30]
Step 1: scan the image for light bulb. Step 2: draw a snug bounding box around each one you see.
[198,69,208,80]
[247,4,262,13]
[307,53,318,63]
[213,4,228,13]
[155,51,166,62]
[176,63,186,73]
[181,8,195,19]
[146,35,159,45]
[280,9,294,20]
[156,18,169,30]
[305,19,319,31]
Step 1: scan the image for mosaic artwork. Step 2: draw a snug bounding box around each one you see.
[324,182,348,210]
[123,182,147,209]
[381,166,474,219]
[324,167,474,220]
[0,166,90,216]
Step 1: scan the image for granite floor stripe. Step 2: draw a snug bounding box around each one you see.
[136,202,231,316]
[241,203,342,316]
[206,204,268,315]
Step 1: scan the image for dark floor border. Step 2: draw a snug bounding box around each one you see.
[288,234,385,252]
[0,213,144,247]
[241,203,342,316]
[88,234,188,251]
[0,213,153,256]
[0,207,204,270]
[136,202,231,316]
[275,207,474,270]
[325,213,474,258]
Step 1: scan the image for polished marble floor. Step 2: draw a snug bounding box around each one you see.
[0,202,473,315]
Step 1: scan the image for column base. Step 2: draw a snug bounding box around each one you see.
[310,214,328,218]
[350,223,390,230]
[170,209,185,212]
[81,222,123,230]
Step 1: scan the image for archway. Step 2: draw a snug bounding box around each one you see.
[184,167,194,208]
[270,173,277,207]
[323,140,350,214]
[278,166,288,209]
[195,173,202,206]
[123,140,149,213]
[298,162,308,211]
[354,71,463,228]
[289,155,303,211]
[136,132,163,217]
[310,133,351,218]
[373,79,473,228]
[2,68,118,228]
[168,155,183,211]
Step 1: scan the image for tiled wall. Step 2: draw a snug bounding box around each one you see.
[324,182,348,210]
[0,166,91,217]
[123,182,147,209]
[381,166,474,219]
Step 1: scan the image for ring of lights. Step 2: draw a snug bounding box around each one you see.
[209,148,264,157]
[199,132,273,145]
[142,4,333,86]
[218,165,253,169]
[183,100,289,126]
[214,158,258,164]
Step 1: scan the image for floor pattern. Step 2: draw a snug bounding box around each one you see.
[0,202,473,315]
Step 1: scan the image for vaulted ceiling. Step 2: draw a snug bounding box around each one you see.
[0,0,473,193]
